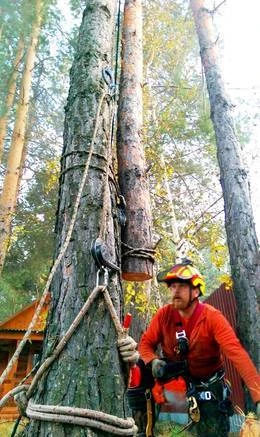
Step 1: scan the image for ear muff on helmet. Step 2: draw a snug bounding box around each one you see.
[157,260,206,295]
[191,276,206,295]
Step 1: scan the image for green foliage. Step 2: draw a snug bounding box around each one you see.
[0,0,79,318]
[142,0,230,292]
[124,281,157,316]
[154,420,193,436]
[0,276,28,322]
[0,419,29,437]
[0,0,253,326]
[1,159,59,319]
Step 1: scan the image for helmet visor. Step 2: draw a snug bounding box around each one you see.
[157,264,199,282]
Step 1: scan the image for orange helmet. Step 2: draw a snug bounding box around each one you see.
[157,259,206,295]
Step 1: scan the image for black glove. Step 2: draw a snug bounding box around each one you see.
[156,360,187,381]
[151,359,167,378]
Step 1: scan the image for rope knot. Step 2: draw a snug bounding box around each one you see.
[14,387,29,417]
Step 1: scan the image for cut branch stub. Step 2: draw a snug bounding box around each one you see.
[117,0,154,281]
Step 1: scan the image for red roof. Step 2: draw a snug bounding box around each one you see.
[0,296,50,333]
[205,284,245,410]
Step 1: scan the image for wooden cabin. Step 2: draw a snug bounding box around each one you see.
[0,298,49,419]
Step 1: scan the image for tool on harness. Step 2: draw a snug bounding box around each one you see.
[91,237,120,272]
[152,376,187,405]
[145,390,153,437]
[218,378,234,416]
[188,396,200,423]
[151,359,188,406]
[155,360,188,382]
[186,370,234,426]
[175,329,189,356]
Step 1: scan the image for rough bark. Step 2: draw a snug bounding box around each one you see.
[190,0,260,376]
[117,0,154,281]
[0,36,24,163]
[0,0,43,273]
[22,1,128,436]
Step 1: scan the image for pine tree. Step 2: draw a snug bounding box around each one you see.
[190,0,260,384]
[0,0,44,273]
[22,1,129,435]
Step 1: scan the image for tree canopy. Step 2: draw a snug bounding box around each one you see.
[0,0,257,321]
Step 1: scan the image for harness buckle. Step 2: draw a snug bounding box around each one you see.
[199,390,212,401]
[176,330,187,339]
[188,396,200,423]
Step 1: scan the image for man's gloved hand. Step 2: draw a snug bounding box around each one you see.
[117,335,140,364]
[151,358,167,378]
[256,401,260,420]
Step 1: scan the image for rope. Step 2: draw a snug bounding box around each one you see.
[1,282,135,435]
[0,89,108,387]
[27,285,104,399]
[98,0,123,239]
[99,96,115,241]
[121,242,156,262]
[0,384,29,409]
[114,0,122,88]
[26,400,137,436]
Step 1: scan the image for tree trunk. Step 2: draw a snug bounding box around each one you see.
[22,1,129,436]
[190,0,260,375]
[0,0,43,273]
[117,0,154,281]
[0,35,24,163]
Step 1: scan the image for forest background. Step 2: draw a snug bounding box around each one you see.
[0,0,259,323]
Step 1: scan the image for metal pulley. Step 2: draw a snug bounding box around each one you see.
[91,237,120,272]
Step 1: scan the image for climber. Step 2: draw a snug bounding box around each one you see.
[118,259,260,437]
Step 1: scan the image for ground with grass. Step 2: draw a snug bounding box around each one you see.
[0,419,28,437]
[0,419,241,437]
[154,421,240,436]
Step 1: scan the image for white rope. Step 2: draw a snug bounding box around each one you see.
[0,384,29,408]
[25,400,137,435]
[0,90,108,387]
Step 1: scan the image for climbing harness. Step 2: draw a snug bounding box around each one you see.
[175,329,189,356]
[182,369,234,434]
[172,302,204,357]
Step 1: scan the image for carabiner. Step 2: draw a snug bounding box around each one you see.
[96,267,109,287]
[102,67,116,96]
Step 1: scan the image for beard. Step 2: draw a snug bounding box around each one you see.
[172,296,187,310]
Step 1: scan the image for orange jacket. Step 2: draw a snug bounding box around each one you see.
[139,302,260,404]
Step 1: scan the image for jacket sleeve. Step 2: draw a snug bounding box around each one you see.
[138,308,164,364]
[210,308,260,404]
